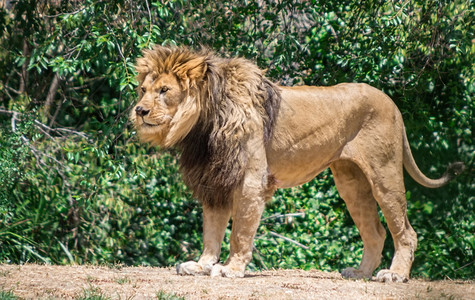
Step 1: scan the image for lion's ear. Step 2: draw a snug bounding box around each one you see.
[135,57,150,85]
[174,57,207,85]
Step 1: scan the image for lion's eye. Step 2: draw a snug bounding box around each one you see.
[141,86,146,93]
[160,86,169,94]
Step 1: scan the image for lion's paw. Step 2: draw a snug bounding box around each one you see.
[210,264,245,278]
[341,267,370,279]
[376,269,408,283]
[176,261,205,276]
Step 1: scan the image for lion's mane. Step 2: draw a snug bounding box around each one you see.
[136,46,281,208]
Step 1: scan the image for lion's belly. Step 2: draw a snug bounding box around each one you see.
[269,164,330,188]
[266,143,341,188]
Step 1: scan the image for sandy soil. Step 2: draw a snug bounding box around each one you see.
[0,264,473,299]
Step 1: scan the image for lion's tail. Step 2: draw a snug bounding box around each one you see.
[402,128,465,188]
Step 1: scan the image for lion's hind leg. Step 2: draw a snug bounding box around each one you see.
[356,157,417,283]
[371,179,417,283]
[330,160,386,280]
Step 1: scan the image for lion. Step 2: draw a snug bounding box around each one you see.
[130,45,464,282]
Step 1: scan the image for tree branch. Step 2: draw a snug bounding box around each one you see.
[252,245,269,270]
[261,212,305,222]
[268,231,309,250]
[19,40,29,94]
[0,108,91,142]
[43,72,61,120]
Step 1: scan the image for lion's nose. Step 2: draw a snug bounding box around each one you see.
[135,106,150,117]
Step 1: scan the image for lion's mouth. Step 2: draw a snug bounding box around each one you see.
[136,115,160,127]
[139,115,171,127]
[142,120,160,127]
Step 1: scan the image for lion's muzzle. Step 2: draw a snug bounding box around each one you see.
[135,106,150,117]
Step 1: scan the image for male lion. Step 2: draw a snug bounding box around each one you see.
[130,46,464,282]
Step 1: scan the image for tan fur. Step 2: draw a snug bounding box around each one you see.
[131,46,463,282]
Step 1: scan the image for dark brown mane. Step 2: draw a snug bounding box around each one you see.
[178,52,282,208]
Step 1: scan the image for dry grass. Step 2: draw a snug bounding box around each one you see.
[0,264,473,299]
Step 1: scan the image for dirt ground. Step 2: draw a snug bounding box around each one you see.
[0,264,473,300]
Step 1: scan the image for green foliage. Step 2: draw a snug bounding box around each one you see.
[0,120,29,202]
[77,286,110,300]
[0,290,17,300]
[156,290,186,300]
[0,0,473,280]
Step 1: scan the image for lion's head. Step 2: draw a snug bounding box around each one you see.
[130,46,207,147]
[131,46,281,207]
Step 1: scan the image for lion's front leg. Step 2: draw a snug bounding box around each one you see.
[210,170,269,278]
[176,205,231,276]
[210,197,266,278]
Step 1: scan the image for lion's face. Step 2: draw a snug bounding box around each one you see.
[131,47,207,147]
[131,72,185,145]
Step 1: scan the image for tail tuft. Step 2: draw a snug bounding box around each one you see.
[445,162,465,180]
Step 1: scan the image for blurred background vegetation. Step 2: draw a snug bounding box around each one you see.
[0,0,473,280]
